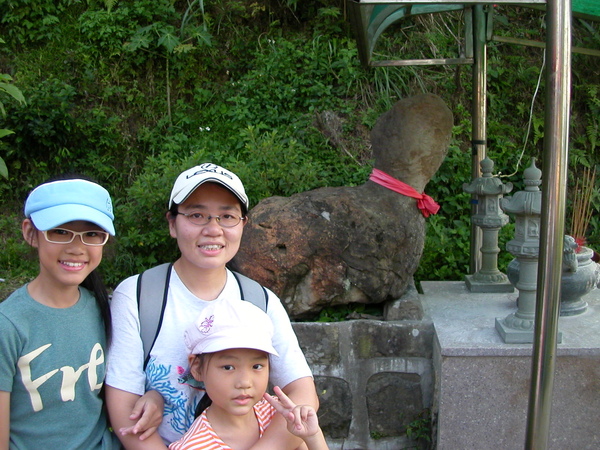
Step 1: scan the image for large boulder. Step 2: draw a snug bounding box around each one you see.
[232,93,453,317]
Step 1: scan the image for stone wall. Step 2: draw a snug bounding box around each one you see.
[291,285,435,449]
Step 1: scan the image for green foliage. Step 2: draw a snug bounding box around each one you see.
[0,74,25,116]
[312,303,383,323]
[0,37,26,178]
[1,2,599,292]
[223,34,369,128]
[5,79,78,156]
[0,213,37,300]
[0,0,81,47]
[106,148,186,283]
[414,141,472,284]
[370,430,387,440]
[406,409,432,445]
[0,78,127,199]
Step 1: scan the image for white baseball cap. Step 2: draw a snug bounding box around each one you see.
[169,163,249,213]
[184,298,278,357]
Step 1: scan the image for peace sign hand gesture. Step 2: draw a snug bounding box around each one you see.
[263,386,328,450]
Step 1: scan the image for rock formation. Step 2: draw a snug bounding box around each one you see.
[232,93,453,317]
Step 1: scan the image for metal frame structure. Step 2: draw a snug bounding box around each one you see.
[346,0,599,447]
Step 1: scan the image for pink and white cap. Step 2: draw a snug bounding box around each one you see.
[184,298,278,357]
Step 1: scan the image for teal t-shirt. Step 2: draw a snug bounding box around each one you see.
[0,285,119,449]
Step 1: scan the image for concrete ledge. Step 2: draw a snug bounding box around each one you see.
[421,281,600,449]
[293,319,435,449]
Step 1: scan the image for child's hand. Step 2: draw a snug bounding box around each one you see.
[263,386,320,439]
[119,390,164,440]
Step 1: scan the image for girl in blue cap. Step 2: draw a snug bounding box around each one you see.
[0,176,161,448]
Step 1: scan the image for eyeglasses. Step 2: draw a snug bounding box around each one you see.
[177,212,246,228]
[42,228,110,246]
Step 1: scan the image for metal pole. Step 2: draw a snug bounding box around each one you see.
[470,4,487,274]
[525,0,571,447]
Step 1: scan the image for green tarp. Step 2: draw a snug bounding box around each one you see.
[573,0,600,19]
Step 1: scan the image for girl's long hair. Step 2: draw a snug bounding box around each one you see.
[80,268,112,345]
[192,353,213,418]
[35,174,112,343]
[194,392,213,419]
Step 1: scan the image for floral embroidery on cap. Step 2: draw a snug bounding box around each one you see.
[200,315,214,334]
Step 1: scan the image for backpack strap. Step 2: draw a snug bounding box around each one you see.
[137,263,173,370]
[136,265,267,371]
[231,270,269,311]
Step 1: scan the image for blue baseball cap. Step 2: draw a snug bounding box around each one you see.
[24,179,116,235]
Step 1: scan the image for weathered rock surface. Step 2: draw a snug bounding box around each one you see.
[232,93,453,317]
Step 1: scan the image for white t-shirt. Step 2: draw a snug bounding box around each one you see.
[106,268,312,444]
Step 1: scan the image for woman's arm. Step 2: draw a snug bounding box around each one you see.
[0,391,9,450]
[250,377,319,450]
[105,386,168,450]
[106,277,166,448]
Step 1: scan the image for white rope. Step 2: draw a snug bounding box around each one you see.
[498,51,546,178]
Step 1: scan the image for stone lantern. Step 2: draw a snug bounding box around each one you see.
[494,158,561,343]
[463,157,513,292]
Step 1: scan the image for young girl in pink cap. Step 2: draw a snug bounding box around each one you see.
[0,176,161,448]
[169,299,328,450]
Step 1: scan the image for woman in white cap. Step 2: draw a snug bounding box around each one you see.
[169,299,327,450]
[0,176,164,448]
[106,163,318,449]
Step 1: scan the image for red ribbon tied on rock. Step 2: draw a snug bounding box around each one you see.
[369,168,440,218]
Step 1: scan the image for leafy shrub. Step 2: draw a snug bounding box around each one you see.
[106,148,185,284]
[0,78,129,201]
[1,1,598,291]
[0,213,36,279]
[0,0,81,47]
[0,37,26,179]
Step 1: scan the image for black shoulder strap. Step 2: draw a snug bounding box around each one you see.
[137,265,267,371]
[231,270,269,311]
[137,263,173,370]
